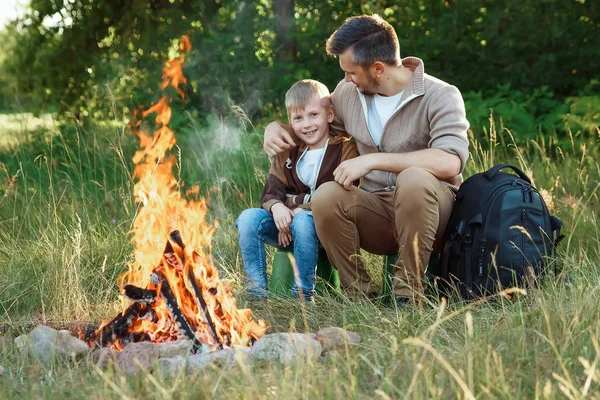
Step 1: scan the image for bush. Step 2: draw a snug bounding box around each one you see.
[1,0,599,122]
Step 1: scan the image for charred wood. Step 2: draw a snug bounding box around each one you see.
[122,285,157,304]
[164,231,185,270]
[92,303,142,347]
[169,230,185,248]
[138,306,158,322]
[186,267,222,349]
[151,271,203,353]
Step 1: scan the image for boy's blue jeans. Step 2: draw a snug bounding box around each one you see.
[235,208,318,301]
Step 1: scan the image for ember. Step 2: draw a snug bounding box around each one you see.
[85,36,267,352]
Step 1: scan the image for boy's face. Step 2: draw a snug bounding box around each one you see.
[289,96,334,149]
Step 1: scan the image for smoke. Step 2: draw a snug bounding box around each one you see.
[185,109,244,164]
[182,85,266,167]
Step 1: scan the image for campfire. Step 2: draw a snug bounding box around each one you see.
[8,36,360,374]
[85,36,267,352]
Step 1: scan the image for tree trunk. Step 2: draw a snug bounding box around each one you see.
[273,0,296,62]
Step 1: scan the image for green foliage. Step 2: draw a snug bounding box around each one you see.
[563,81,600,134]
[464,85,567,138]
[1,0,208,118]
[273,0,600,106]
[462,85,600,145]
[1,0,598,125]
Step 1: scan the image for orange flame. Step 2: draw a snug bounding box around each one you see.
[111,35,266,348]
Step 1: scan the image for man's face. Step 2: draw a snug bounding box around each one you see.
[289,96,334,149]
[339,50,379,95]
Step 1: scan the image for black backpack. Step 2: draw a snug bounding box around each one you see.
[438,164,563,299]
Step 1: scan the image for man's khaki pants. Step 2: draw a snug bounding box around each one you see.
[311,167,455,299]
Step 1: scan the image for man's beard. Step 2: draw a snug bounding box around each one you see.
[358,72,380,95]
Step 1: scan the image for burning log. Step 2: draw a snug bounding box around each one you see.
[122,285,157,304]
[91,303,143,347]
[151,270,203,353]
[163,232,185,271]
[186,265,222,350]
[165,230,221,349]
[169,230,185,248]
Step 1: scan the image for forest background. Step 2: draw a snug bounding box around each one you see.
[0,0,599,134]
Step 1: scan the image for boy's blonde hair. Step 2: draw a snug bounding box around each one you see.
[285,79,332,123]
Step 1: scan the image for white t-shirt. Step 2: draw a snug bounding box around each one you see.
[367,90,404,147]
[297,148,325,190]
[374,91,404,126]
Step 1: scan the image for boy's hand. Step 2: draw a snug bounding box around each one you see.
[264,122,296,157]
[271,203,294,234]
[278,231,292,247]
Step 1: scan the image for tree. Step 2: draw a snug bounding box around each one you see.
[1,0,598,121]
[273,0,296,63]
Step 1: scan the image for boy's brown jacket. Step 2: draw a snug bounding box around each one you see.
[260,135,359,213]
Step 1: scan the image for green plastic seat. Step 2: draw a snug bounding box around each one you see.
[269,248,341,298]
[380,253,440,303]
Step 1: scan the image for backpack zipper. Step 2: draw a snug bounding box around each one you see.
[475,181,521,277]
[521,208,526,267]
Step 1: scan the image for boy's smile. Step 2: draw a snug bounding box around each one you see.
[301,127,318,137]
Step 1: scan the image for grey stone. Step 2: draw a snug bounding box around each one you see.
[158,356,187,377]
[27,326,90,364]
[117,341,159,375]
[314,327,361,352]
[56,330,90,359]
[0,365,5,375]
[89,347,119,368]
[231,345,252,366]
[14,334,28,351]
[187,348,237,373]
[28,326,58,364]
[0,336,12,353]
[250,333,322,366]
[157,339,192,358]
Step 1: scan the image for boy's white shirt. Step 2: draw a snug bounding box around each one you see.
[297,148,326,190]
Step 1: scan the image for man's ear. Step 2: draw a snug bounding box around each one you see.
[327,106,335,123]
[372,61,385,77]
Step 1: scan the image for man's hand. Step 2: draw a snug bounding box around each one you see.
[271,203,294,234]
[264,122,296,157]
[333,155,374,190]
[278,231,292,247]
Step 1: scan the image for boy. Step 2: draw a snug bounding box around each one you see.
[236,79,358,301]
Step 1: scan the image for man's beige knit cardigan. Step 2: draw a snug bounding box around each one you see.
[330,57,470,192]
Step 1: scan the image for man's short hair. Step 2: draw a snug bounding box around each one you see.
[285,79,332,123]
[326,14,400,68]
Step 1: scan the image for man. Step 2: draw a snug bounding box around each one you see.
[263,14,469,307]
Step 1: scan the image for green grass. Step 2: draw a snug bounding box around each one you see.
[0,113,599,398]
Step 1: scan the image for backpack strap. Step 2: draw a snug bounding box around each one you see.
[438,240,451,281]
[483,164,531,184]
[551,215,565,247]
[549,215,564,279]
